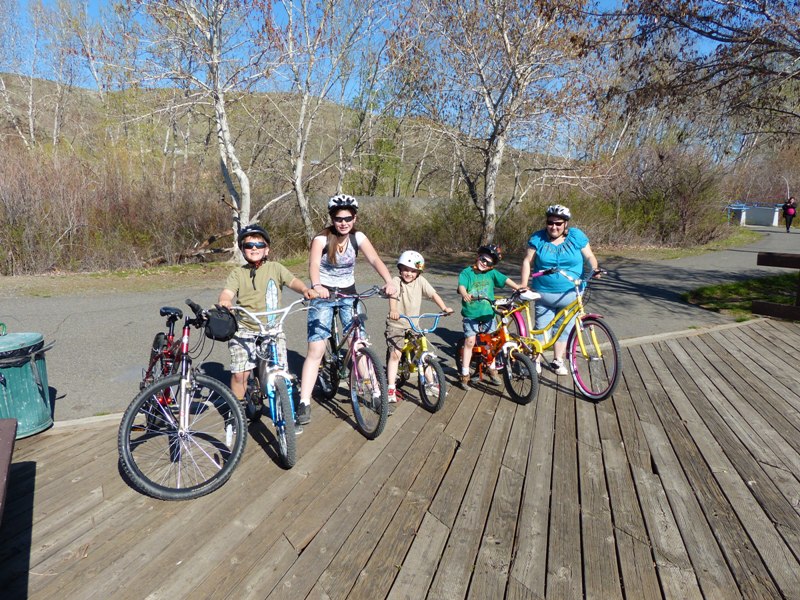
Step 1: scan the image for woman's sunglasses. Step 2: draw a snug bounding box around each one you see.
[242,241,267,250]
[333,215,355,223]
[547,221,565,227]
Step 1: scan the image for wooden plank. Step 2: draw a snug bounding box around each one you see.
[428,394,500,528]
[575,399,623,600]
[636,343,783,599]
[659,339,800,596]
[0,419,16,522]
[595,359,662,599]
[751,301,800,320]
[317,407,435,600]
[509,378,556,598]
[386,512,450,600]
[428,398,514,600]
[266,405,429,600]
[502,396,536,476]
[347,433,458,599]
[545,389,582,599]
[756,252,800,269]
[469,465,524,599]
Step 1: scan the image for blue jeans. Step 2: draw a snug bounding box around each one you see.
[534,289,578,343]
[307,297,360,343]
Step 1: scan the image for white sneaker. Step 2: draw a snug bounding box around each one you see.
[551,358,568,376]
[535,357,542,375]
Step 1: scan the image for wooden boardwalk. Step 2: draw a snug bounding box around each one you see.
[2,318,800,599]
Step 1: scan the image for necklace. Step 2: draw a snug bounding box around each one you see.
[336,238,348,253]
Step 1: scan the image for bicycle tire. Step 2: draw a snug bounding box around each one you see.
[418,355,446,413]
[273,377,296,468]
[567,316,621,401]
[349,346,388,439]
[503,351,538,404]
[118,373,246,501]
[318,340,341,400]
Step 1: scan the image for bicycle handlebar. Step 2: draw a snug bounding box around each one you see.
[395,312,450,334]
[529,268,606,290]
[184,298,210,327]
[331,285,389,300]
[229,297,309,336]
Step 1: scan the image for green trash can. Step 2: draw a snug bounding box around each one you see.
[0,325,55,439]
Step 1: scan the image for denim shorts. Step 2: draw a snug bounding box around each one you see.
[462,316,497,338]
[534,289,578,343]
[307,297,362,343]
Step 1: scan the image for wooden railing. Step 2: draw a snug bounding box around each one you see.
[752,252,800,320]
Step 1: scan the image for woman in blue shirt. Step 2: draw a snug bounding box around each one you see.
[520,205,600,375]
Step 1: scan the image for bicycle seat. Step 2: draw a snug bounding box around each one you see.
[519,290,541,301]
[160,307,184,319]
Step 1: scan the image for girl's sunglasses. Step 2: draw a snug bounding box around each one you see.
[242,242,267,250]
[333,215,355,223]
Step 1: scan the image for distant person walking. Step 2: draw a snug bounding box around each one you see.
[783,197,797,233]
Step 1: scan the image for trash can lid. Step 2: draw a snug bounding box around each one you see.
[0,332,45,358]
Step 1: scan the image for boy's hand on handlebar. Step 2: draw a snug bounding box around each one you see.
[462,292,473,303]
[303,287,319,300]
[382,282,397,297]
[389,310,400,321]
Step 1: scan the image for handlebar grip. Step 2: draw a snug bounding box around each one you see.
[185,299,204,316]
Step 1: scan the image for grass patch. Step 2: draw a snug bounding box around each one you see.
[600,227,761,261]
[684,272,799,319]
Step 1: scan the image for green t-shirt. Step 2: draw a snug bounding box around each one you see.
[458,266,508,320]
[224,262,295,331]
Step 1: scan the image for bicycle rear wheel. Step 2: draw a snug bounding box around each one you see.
[418,356,446,413]
[502,351,538,404]
[349,346,388,439]
[273,377,296,468]
[118,373,246,501]
[317,340,341,400]
[568,317,621,401]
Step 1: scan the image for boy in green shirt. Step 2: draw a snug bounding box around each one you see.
[456,244,524,389]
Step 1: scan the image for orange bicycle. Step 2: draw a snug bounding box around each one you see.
[456,296,538,404]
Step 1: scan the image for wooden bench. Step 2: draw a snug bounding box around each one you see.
[0,418,17,522]
[752,252,800,320]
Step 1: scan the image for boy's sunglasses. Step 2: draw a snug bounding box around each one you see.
[478,256,494,266]
[333,215,355,223]
[242,241,267,250]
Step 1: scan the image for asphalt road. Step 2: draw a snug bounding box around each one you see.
[2,225,798,422]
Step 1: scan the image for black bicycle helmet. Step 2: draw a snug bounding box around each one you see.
[477,244,502,264]
[327,193,359,213]
[237,224,270,248]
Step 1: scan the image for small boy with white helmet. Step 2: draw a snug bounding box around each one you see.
[385,250,453,409]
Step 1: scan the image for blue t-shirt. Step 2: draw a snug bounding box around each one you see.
[527,227,589,293]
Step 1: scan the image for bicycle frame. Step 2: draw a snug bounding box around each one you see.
[506,270,599,357]
[230,298,309,422]
[396,313,444,374]
[328,287,380,375]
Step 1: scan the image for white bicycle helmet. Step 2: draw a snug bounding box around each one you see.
[328,193,359,213]
[397,250,425,271]
[546,204,571,221]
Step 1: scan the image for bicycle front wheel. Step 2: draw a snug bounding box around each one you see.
[568,317,621,401]
[118,373,246,501]
[273,377,296,469]
[502,351,538,404]
[418,356,446,413]
[349,346,388,439]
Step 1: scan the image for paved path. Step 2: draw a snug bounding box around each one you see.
[0,225,798,421]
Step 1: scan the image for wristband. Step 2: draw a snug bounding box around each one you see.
[312,283,322,288]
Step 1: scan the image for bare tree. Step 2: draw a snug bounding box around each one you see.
[406,0,600,243]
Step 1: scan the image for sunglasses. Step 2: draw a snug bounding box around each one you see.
[333,215,355,223]
[478,256,494,266]
[242,241,267,250]
[547,221,565,227]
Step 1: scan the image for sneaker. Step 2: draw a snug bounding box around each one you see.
[551,359,568,376]
[456,374,470,390]
[486,368,501,386]
[296,402,311,425]
[535,358,542,375]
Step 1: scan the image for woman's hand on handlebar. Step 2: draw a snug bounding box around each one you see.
[315,285,330,299]
[442,306,454,315]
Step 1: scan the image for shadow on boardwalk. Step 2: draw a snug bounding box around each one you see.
[2,318,800,599]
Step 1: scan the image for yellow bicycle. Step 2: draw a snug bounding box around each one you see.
[504,268,621,401]
[394,312,449,412]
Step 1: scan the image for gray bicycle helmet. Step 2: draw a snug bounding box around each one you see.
[328,193,359,213]
[237,224,270,247]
